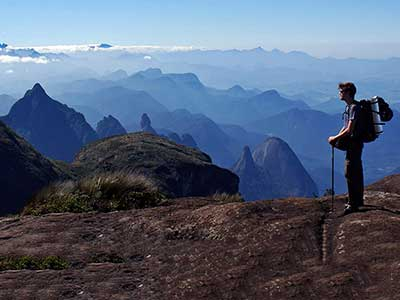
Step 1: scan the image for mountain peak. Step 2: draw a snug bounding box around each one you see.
[139,68,163,79]
[250,46,266,53]
[232,145,257,175]
[24,83,48,98]
[259,89,280,98]
[242,145,253,161]
[0,43,7,49]
[228,85,245,92]
[98,43,113,49]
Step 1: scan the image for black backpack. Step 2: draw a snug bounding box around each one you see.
[351,97,393,143]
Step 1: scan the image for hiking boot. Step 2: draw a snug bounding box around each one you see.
[343,204,359,215]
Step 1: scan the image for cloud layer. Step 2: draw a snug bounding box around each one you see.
[0,55,51,64]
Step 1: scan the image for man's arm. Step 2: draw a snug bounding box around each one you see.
[328,121,353,145]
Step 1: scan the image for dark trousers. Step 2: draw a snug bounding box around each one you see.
[344,140,364,207]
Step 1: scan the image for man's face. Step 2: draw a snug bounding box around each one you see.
[339,89,348,101]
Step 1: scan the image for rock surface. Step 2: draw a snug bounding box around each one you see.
[0,191,399,299]
[96,115,127,139]
[0,121,62,215]
[71,132,239,197]
[366,173,400,194]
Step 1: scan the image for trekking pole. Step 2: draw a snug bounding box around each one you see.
[331,145,335,212]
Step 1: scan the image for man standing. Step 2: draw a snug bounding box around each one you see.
[328,82,364,215]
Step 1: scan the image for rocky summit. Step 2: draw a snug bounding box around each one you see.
[0,186,399,299]
[71,132,239,197]
[232,145,275,200]
[96,115,127,139]
[0,83,98,162]
[233,137,319,200]
[0,121,62,215]
[253,137,318,198]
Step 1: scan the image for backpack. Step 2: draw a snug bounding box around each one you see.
[351,96,393,143]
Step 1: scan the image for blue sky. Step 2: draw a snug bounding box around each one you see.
[1,0,399,58]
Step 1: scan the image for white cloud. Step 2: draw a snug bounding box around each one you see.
[5,69,14,74]
[0,55,51,64]
[143,55,152,60]
[29,44,195,54]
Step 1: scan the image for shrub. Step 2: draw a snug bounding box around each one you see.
[0,255,69,271]
[23,172,166,215]
[211,192,244,203]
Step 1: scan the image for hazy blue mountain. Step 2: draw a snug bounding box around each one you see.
[44,69,311,126]
[181,133,197,148]
[58,86,168,127]
[252,137,319,198]
[232,146,275,201]
[0,83,98,161]
[312,98,344,114]
[118,69,208,112]
[219,124,268,151]
[101,69,128,81]
[71,105,104,128]
[246,107,400,187]
[151,109,236,167]
[246,108,340,160]
[0,94,16,115]
[140,113,157,135]
[96,115,127,139]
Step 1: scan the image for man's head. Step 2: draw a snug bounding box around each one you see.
[338,82,356,102]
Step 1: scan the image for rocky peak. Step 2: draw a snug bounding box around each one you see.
[140,113,157,135]
[258,89,280,99]
[167,132,182,144]
[96,115,127,139]
[22,83,49,104]
[253,137,318,198]
[181,133,197,148]
[0,84,98,161]
[232,145,257,174]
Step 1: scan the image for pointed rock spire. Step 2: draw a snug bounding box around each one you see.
[140,113,157,135]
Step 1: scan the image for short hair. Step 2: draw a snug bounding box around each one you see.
[338,82,357,98]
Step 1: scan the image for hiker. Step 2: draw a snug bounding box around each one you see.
[328,82,363,215]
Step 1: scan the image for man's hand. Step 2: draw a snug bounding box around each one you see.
[328,136,336,146]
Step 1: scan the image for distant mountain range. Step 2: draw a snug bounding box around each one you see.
[57,86,168,127]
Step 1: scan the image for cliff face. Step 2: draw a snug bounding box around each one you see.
[0,121,61,215]
[71,132,239,197]
[0,190,399,299]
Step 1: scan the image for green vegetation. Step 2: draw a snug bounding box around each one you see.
[0,255,69,271]
[211,192,244,203]
[23,172,166,215]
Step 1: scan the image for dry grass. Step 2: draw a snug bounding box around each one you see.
[211,192,244,203]
[23,172,166,215]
